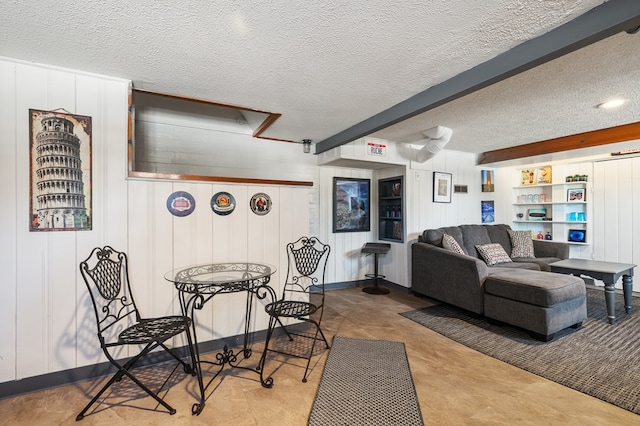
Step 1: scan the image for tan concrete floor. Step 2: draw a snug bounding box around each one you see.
[0,286,637,425]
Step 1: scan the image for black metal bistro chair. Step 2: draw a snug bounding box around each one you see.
[77,246,194,421]
[260,236,331,382]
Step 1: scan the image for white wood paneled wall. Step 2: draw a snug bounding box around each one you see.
[0,58,130,382]
[408,150,485,239]
[594,157,640,291]
[127,180,310,346]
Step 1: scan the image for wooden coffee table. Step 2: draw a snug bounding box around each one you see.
[550,259,636,324]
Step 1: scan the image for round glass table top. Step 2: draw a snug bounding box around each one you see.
[164,262,276,286]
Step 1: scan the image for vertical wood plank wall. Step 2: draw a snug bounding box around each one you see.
[594,157,640,290]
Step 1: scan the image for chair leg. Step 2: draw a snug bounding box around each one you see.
[258,315,279,388]
[276,317,294,340]
[301,320,331,383]
[77,342,187,421]
[159,342,194,375]
[76,370,124,421]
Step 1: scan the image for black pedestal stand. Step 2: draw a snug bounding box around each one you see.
[361,243,391,295]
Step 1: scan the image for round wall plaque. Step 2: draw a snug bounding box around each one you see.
[211,191,236,216]
[166,191,196,217]
[250,192,272,215]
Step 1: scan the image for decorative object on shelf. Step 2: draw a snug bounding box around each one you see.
[433,172,452,203]
[565,176,573,182]
[166,191,196,217]
[568,229,586,243]
[539,193,547,202]
[536,231,544,240]
[29,109,93,231]
[527,208,546,220]
[211,191,235,216]
[567,188,586,202]
[521,169,536,185]
[580,175,588,182]
[577,212,586,221]
[516,213,524,220]
[536,165,552,184]
[333,177,370,232]
[392,182,401,196]
[250,192,272,216]
[481,170,494,192]
[545,232,552,240]
[392,222,402,240]
[481,200,495,223]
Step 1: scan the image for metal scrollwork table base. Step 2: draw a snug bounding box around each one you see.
[165,262,277,415]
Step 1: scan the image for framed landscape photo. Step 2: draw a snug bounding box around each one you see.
[333,177,370,233]
[567,188,585,202]
[481,200,495,223]
[433,172,452,203]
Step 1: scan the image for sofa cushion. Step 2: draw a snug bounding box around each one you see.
[460,225,492,257]
[489,262,540,271]
[508,229,535,258]
[513,257,562,272]
[475,243,512,266]
[442,233,465,254]
[485,224,513,254]
[484,269,585,307]
[423,227,467,255]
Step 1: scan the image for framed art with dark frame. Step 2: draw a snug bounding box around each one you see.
[567,188,585,202]
[433,172,452,203]
[333,177,370,233]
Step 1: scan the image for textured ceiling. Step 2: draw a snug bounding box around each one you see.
[2,0,638,159]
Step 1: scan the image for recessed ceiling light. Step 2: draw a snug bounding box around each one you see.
[596,99,627,109]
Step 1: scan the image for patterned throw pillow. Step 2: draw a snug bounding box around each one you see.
[475,243,512,266]
[442,233,465,254]
[508,229,535,258]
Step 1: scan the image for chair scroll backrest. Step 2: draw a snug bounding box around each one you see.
[80,246,140,340]
[285,236,330,297]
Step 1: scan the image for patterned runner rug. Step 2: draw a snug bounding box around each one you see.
[401,287,640,414]
[308,336,424,425]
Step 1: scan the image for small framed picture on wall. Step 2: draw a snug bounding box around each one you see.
[433,172,452,203]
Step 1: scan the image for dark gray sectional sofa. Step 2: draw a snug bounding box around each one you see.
[411,224,587,341]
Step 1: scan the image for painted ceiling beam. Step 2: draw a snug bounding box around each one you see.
[477,121,640,165]
[315,0,640,155]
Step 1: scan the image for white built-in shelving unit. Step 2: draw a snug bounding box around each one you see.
[512,168,590,245]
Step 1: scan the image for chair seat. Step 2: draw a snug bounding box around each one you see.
[119,316,191,344]
[266,300,318,318]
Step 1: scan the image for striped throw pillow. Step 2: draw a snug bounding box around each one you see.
[475,243,512,266]
[442,233,465,254]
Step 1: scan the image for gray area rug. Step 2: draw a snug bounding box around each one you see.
[308,336,424,426]
[401,287,640,414]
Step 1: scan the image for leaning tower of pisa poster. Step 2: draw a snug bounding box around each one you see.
[29,109,92,231]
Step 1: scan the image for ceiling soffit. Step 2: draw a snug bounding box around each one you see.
[132,88,292,143]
